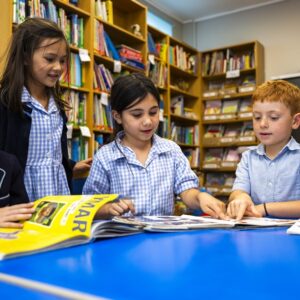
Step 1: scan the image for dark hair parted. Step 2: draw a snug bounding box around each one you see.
[0,17,70,114]
[110,73,161,135]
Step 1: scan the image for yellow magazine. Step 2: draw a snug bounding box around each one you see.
[0,194,141,260]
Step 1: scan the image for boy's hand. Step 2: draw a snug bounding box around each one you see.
[198,192,228,220]
[0,203,35,228]
[96,199,135,219]
[227,198,260,220]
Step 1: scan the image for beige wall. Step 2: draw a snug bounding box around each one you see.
[183,0,300,80]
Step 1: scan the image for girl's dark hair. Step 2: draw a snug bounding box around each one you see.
[0,17,70,114]
[110,73,161,135]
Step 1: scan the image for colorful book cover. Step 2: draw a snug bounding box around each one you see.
[0,194,121,260]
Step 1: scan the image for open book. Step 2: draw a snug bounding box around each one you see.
[112,215,296,232]
[0,194,142,260]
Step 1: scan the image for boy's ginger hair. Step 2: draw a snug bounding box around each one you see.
[252,80,300,115]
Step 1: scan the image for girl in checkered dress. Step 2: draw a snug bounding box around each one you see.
[0,18,91,202]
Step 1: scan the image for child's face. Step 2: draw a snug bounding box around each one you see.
[253,100,298,153]
[27,38,67,93]
[113,93,160,146]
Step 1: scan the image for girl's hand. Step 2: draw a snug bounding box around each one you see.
[73,158,93,177]
[96,199,135,219]
[198,192,228,220]
[0,203,35,228]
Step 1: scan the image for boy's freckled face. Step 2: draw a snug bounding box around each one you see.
[252,100,295,151]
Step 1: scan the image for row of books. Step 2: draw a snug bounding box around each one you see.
[60,53,82,87]
[203,122,255,146]
[64,91,87,125]
[203,147,247,169]
[205,173,236,195]
[14,0,84,48]
[93,94,114,131]
[118,45,145,71]
[202,49,255,76]
[95,0,113,23]
[93,63,114,93]
[203,77,256,98]
[169,45,197,74]
[203,98,253,121]
[183,148,200,167]
[68,136,88,162]
[146,59,168,88]
[147,32,168,62]
[171,95,198,119]
[170,124,199,146]
[94,20,145,70]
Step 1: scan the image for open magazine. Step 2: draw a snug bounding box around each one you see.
[112,215,296,232]
[0,198,296,260]
[0,194,142,260]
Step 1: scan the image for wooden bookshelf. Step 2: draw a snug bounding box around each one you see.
[200,41,264,198]
[1,1,202,172]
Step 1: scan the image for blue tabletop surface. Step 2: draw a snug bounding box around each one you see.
[0,280,65,300]
[0,227,300,300]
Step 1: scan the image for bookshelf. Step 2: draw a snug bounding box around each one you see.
[200,41,264,198]
[146,26,201,168]
[0,1,201,172]
[1,0,148,161]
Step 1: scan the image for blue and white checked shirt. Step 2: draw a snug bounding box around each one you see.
[83,132,199,215]
[232,137,300,204]
[22,88,70,201]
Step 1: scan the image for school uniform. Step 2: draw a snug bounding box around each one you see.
[232,137,300,204]
[83,132,199,215]
[0,150,29,207]
[0,88,75,201]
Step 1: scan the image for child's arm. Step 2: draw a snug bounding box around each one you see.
[254,201,300,219]
[95,199,135,219]
[180,189,228,220]
[73,157,93,178]
[0,203,35,228]
[227,190,261,220]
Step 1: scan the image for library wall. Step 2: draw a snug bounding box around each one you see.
[183,0,300,80]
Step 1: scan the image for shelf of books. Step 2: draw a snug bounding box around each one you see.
[146,25,169,138]
[93,0,147,154]
[169,37,201,169]
[1,0,202,173]
[200,41,264,198]
[146,26,202,169]
[3,0,148,161]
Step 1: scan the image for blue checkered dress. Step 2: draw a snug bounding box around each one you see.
[22,88,70,201]
[83,132,199,215]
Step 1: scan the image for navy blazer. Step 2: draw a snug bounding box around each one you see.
[0,101,75,191]
[0,150,29,207]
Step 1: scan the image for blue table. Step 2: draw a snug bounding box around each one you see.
[0,227,299,300]
[0,279,64,300]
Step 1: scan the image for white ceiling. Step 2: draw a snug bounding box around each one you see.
[143,0,286,23]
